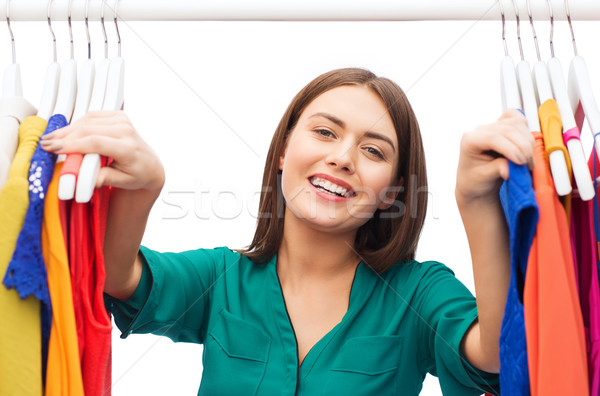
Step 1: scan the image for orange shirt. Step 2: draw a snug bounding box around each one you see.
[524,131,588,395]
[42,162,84,396]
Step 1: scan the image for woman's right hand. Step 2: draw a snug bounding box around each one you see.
[41,110,165,194]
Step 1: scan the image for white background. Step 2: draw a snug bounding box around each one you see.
[3,7,600,395]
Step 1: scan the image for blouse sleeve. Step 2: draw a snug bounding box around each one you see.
[104,245,228,344]
[414,262,500,396]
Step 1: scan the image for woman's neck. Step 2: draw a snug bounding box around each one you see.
[277,210,361,291]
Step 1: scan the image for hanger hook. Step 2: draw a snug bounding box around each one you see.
[6,0,15,64]
[48,0,57,63]
[564,0,577,56]
[545,0,554,58]
[85,0,91,59]
[510,0,524,61]
[526,0,541,61]
[114,0,121,57]
[499,0,508,56]
[68,0,74,59]
[101,0,108,59]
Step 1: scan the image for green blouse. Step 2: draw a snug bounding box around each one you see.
[105,246,499,395]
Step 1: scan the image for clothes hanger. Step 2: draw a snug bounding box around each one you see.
[37,0,61,121]
[0,0,36,189]
[514,0,540,133]
[544,0,594,200]
[499,0,521,112]
[53,0,77,129]
[58,0,92,200]
[2,0,22,99]
[529,2,571,196]
[76,0,125,203]
[88,0,110,112]
[566,1,600,165]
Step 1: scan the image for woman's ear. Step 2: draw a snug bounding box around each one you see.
[378,177,404,210]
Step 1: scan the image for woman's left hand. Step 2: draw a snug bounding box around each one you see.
[455,109,533,207]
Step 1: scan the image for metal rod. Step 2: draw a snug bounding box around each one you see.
[2,0,600,21]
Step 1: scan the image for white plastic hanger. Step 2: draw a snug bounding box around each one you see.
[59,0,95,200]
[88,2,111,112]
[0,0,22,171]
[528,2,571,196]
[2,0,22,99]
[37,0,60,121]
[499,1,521,112]
[53,0,77,126]
[565,2,600,175]
[544,0,594,200]
[76,0,125,203]
[512,0,539,133]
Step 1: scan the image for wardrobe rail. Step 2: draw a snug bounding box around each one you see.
[4,0,600,22]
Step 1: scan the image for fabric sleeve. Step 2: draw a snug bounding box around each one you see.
[415,262,500,396]
[104,245,227,344]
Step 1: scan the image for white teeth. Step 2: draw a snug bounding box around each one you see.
[310,177,351,197]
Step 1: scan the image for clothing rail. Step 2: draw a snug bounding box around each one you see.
[3,0,600,22]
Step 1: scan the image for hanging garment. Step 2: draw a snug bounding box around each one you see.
[524,131,589,395]
[498,160,539,396]
[4,115,63,381]
[0,97,37,189]
[0,115,48,396]
[69,157,112,396]
[105,247,500,396]
[42,116,85,396]
[570,188,600,396]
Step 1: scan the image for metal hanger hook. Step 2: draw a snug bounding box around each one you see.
[114,0,121,57]
[68,0,74,59]
[526,0,541,61]
[85,0,91,59]
[499,0,508,56]
[564,0,578,56]
[48,0,57,62]
[545,0,555,58]
[101,0,108,59]
[510,0,524,60]
[6,0,15,64]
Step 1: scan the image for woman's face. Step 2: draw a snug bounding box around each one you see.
[279,85,400,235]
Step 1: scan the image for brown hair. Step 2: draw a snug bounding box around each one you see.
[238,68,428,273]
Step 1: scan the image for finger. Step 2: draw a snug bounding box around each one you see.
[43,121,132,142]
[42,113,129,140]
[41,134,130,160]
[96,166,138,189]
[466,130,528,165]
[495,123,535,163]
[498,108,527,122]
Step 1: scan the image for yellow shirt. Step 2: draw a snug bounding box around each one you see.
[43,162,84,396]
[0,115,48,396]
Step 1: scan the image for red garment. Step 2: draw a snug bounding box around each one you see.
[69,157,112,396]
[524,132,589,395]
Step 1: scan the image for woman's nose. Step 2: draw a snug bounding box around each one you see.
[325,144,355,173]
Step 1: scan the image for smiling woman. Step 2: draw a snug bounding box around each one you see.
[242,69,428,275]
[42,64,526,395]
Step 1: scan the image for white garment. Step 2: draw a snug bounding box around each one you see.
[0,97,37,189]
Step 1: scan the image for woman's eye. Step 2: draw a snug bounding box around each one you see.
[315,129,335,138]
[365,147,384,159]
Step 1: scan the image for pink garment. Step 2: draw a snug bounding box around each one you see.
[574,103,600,395]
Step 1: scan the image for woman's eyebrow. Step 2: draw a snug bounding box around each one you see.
[309,112,345,128]
[363,131,396,154]
[309,112,396,153]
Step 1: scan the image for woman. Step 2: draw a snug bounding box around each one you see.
[41,68,532,395]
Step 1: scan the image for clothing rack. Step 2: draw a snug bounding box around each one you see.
[4,0,600,22]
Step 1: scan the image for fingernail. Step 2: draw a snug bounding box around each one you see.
[517,153,526,164]
[41,140,62,151]
[41,132,54,140]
